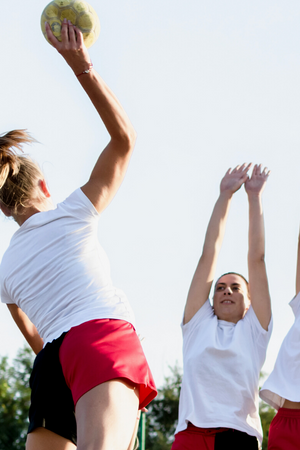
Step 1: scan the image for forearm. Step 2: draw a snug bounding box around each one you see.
[7,304,44,355]
[184,191,232,323]
[247,193,265,262]
[247,192,271,329]
[296,231,300,295]
[77,70,136,145]
[202,191,232,261]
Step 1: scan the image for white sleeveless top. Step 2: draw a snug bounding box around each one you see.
[260,292,300,410]
[0,188,135,344]
[175,300,272,443]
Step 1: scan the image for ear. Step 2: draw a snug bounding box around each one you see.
[39,179,51,198]
[0,201,12,217]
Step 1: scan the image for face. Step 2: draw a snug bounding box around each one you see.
[213,274,250,323]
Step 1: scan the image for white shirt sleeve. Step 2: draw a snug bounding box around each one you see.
[244,306,273,349]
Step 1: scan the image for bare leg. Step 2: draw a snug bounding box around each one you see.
[26,428,76,450]
[75,379,139,450]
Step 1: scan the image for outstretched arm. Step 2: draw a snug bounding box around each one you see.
[7,304,44,355]
[296,231,300,296]
[184,164,251,324]
[245,164,271,331]
[45,20,136,213]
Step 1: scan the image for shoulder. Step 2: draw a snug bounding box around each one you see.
[182,299,215,337]
[59,188,100,219]
[242,305,273,347]
[289,292,300,317]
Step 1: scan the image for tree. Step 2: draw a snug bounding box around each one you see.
[0,346,34,450]
[145,364,182,450]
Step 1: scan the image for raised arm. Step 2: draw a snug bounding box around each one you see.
[7,304,44,355]
[45,20,136,213]
[184,164,251,324]
[245,164,271,331]
[296,230,300,296]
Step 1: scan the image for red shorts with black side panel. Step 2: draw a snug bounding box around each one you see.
[171,423,259,450]
[59,318,157,408]
[268,407,300,450]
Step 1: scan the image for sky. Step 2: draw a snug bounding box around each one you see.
[1,0,300,388]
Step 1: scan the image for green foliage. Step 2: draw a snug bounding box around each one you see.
[0,347,34,450]
[259,398,276,450]
[145,364,182,450]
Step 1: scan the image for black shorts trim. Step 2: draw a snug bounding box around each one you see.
[215,428,259,449]
[28,332,77,445]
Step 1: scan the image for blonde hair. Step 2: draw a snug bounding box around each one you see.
[0,129,44,214]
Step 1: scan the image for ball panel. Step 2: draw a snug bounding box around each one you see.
[53,0,72,6]
[49,19,63,39]
[72,1,88,13]
[60,9,76,24]
[82,32,96,48]
[43,4,59,18]
[77,13,93,30]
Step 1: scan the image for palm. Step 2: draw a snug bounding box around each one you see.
[245,165,270,195]
[220,164,252,194]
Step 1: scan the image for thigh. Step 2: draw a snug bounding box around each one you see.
[75,379,139,450]
[26,428,76,450]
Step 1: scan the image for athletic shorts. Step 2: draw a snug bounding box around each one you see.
[171,423,259,450]
[59,318,157,408]
[268,407,300,450]
[28,332,77,445]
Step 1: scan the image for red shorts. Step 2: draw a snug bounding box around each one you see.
[171,423,259,450]
[59,319,157,408]
[268,408,300,450]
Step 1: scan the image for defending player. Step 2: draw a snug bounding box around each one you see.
[260,231,300,449]
[171,164,272,449]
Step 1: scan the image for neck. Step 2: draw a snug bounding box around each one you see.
[14,206,42,226]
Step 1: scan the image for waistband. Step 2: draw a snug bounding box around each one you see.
[187,423,229,436]
[278,407,300,418]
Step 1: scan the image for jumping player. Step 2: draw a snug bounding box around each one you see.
[171,164,272,449]
[0,19,156,450]
[260,231,300,449]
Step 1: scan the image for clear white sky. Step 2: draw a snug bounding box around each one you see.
[1,0,300,387]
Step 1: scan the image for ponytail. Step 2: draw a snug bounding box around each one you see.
[0,130,43,214]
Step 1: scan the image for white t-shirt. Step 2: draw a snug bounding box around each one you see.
[260,292,300,410]
[175,300,272,443]
[0,188,135,344]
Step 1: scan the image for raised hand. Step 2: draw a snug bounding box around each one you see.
[220,163,252,195]
[45,19,91,75]
[245,164,270,197]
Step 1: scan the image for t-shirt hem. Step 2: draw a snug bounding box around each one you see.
[43,313,136,345]
[259,390,282,410]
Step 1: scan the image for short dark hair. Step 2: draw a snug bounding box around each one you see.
[214,272,249,295]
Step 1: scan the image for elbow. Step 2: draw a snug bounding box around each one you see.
[248,252,265,264]
[115,127,137,153]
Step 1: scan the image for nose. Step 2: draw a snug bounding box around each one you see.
[224,287,232,295]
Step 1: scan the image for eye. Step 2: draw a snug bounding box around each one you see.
[232,286,240,291]
[216,286,224,291]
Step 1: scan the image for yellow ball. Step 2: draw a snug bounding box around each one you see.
[41,0,100,49]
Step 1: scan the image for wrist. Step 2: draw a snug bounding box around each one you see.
[76,61,93,78]
[247,191,262,201]
[219,190,234,201]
